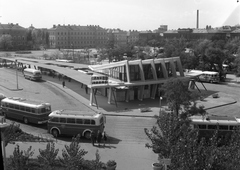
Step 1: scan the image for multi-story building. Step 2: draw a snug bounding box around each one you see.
[0,23,27,50]
[163,25,240,40]
[48,24,108,49]
[127,30,139,44]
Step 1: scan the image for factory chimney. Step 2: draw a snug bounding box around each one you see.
[197,10,199,29]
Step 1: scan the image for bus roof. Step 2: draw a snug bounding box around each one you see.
[49,110,102,118]
[24,68,41,72]
[190,115,240,125]
[2,97,50,107]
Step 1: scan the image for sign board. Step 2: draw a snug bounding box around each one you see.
[91,75,108,85]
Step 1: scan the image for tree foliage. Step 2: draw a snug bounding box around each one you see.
[59,135,88,170]
[0,35,13,50]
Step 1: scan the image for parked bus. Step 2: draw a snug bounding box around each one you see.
[190,115,240,140]
[23,68,42,81]
[188,70,220,83]
[48,110,106,139]
[1,97,51,124]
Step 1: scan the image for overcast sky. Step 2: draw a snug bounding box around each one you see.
[0,0,239,30]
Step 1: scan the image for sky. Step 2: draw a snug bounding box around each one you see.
[0,0,240,31]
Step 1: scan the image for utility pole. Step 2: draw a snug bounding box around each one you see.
[15,60,19,89]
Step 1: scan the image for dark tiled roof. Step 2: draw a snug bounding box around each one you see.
[0,23,25,30]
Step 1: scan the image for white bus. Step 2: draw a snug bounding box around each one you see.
[190,115,240,139]
[48,110,106,139]
[1,97,51,124]
[188,70,220,83]
[23,68,42,81]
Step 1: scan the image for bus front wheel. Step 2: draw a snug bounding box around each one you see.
[84,131,91,139]
[23,117,28,124]
[52,129,59,138]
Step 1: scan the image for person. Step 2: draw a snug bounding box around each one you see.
[62,80,65,88]
[97,130,102,147]
[90,131,96,146]
[102,131,107,147]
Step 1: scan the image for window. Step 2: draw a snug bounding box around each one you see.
[91,120,96,125]
[219,125,228,130]
[20,106,25,111]
[15,105,19,110]
[84,119,90,124]
[198,124,207,129]
[208,125,217,130]
[67,118,75,124]
[26,107,30,112]
[41,108,46,113]
[60,118,66,123]
[76,119,83,124]
[49,117,59,122]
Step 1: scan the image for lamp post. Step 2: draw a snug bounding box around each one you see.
[15,60,19,90]
[159,96,162,116]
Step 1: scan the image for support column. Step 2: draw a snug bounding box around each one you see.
[139,85,144,101]
[108,87,112,104]
[151,84,157,99]
[89,88,93,106]
[125,89,130,102]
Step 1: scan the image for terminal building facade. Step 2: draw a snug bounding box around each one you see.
[88,57,184,105]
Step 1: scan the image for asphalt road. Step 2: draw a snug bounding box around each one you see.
[195,81,240,117]
[0,68,156,144]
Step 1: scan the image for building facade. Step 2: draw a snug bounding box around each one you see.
[48,24,108,49]
[0,23,27,50]
[88,57,184,104]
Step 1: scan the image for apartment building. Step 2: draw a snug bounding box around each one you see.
[48,24,108,49]
[0,23,27,49]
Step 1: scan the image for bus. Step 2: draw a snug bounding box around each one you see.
[0,97,51,124]
[48,110,106,139]
[188,70,220,83]
[190,115,240,141]
[23,68,42,81]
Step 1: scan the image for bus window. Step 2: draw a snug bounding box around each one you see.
[41,108,46,113]
[26,107,30,112]
[9,104,14,109]
[31,108,36,113]
[60,118,66,123]
[20,106,25,111]
[229,126,237,130]
[84,119,90,124]
[208,125,217,130]
[91,120,96,125]
[198,125,207,129]
[76,119,83,124]
[67,118,75,124]
[219,125,228,130]
[49,117,58,122]
[15,105,19,110]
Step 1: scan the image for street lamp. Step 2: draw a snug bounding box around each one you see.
[15,60,19,90]
[159,96,162,116]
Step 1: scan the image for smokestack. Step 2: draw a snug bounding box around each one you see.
[197,10,199,29]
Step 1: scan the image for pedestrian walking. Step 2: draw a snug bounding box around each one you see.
[90,131,96,146]
[97,130,102,147]
[62,80,65,88]
[102,131,107,147]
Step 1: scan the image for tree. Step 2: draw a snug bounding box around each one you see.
[161,78,193,116]
[37,142,59,170]
[59,135,88,170]
[0,35,13,50]
[7,145,34,170]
